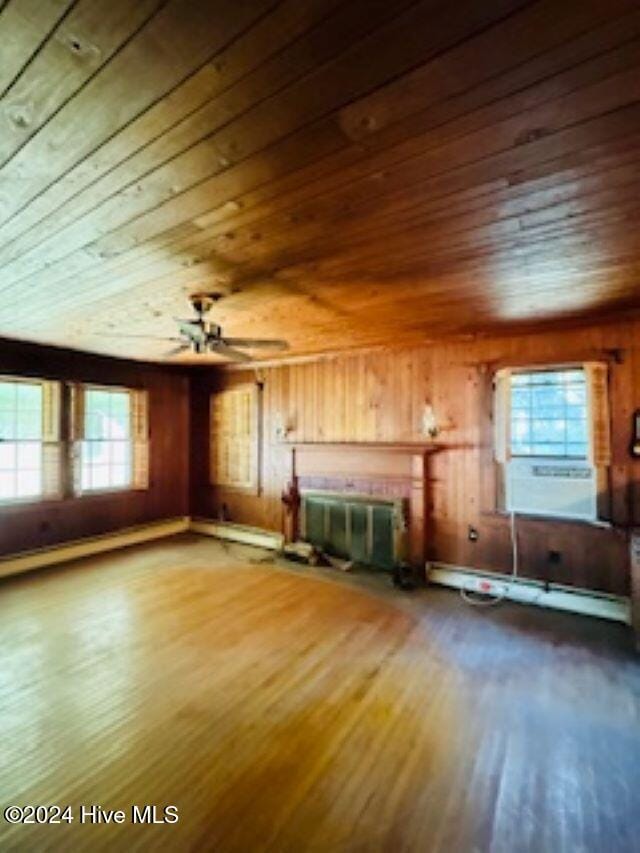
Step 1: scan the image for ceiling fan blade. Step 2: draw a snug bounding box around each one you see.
[221,337,289,350]
[164,343,191,358]
[210,341,253,363]
[93,333,184,341]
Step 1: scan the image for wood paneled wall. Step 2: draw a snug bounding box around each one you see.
[0,338,189,557]
[191,318,640,596]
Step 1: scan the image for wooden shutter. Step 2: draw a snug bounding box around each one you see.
[131,389,150,490]
[41,380,62,498]
[494,368,511,464]
[585,361,611,467]
[69,384,85,440]
[69,384,85,494]
[210,385,259,490]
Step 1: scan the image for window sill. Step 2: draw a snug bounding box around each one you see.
[481,510,612,529]
[73,485,149,502]
[0,494,57,509]
[0,487,147,512]
[77,486,138,498]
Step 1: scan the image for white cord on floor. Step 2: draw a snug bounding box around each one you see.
[460,511,518,607]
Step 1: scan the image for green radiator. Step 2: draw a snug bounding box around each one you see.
[301,493,400,570]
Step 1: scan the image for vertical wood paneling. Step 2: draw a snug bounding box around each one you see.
[630,333,640,527]
[191,317,640,595]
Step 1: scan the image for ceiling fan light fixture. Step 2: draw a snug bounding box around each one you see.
[97,293,288,363]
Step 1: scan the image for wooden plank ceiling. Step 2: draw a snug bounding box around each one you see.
[1,0,640,363]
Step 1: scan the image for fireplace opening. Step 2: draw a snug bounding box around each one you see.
[300,491,406,570]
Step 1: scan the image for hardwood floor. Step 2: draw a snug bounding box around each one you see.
[0,534,638,852]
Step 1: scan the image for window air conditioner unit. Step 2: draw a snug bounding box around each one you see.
[505,457,597,521]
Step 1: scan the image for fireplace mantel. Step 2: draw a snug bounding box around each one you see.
[280,441,442,451]
[283,442,434,567]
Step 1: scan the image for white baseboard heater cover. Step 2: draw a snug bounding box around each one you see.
[0,518,628,627]
[427,562,630,624]
[0,516,190,580]
[0,517,285,581]
[190,519,284,551]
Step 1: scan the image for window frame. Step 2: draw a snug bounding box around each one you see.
[492,360,611,524]
[77,383,134,495]
[71,382,149,497]
[0,374,62,506]
[0,375,151,512]
[509,366,589,461]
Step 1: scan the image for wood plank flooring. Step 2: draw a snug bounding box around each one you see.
[0,534,638,851]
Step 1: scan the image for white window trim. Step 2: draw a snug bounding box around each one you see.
[0,375,62,505]
[71,383,149,496]
[494,363,610,523]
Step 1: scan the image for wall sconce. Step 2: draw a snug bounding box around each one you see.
[274,412,295,441]
[420,403,439,440]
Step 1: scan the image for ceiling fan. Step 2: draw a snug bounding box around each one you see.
[102,293,289,362]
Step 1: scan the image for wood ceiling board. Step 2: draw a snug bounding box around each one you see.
[7,35,640,313]
[19,253,640,362]
[0,0,347,252]
[0,0,377,266]
[339,0,640,142]
[36,33,635,282]
[0,0,416,294]
[1,0,640,361]
[0,0,165,169]
[116,32,640,266]
[0,0,75,96]
[0,0,528,286]
[60,111,635,312]
[0,0,276,222]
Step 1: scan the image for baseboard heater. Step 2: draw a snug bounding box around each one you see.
[427,562,630,624]
[0,517,286,582]
[190,519,284,551]
[0,520,629,627]
[0,516,190,580]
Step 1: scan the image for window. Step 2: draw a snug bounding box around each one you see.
[510,369,588,458]
[73,385,149,494]
[0,377,61,502]
[0,377,149,505]
[81,388,132,491]
[210,384,260,491]
[494,364,610,521]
